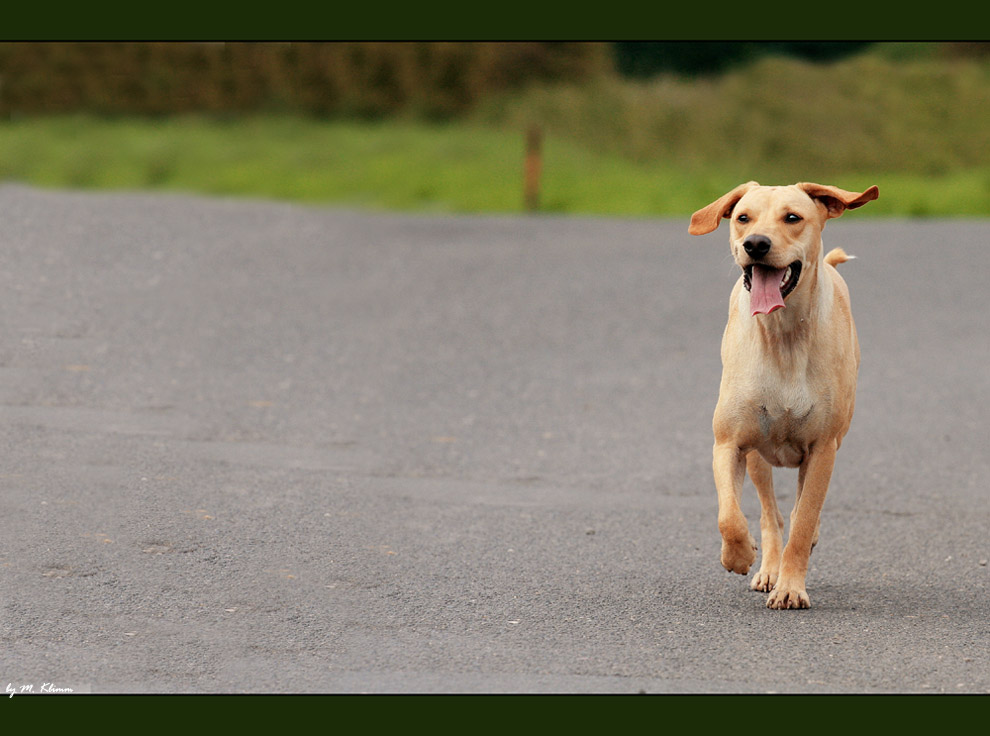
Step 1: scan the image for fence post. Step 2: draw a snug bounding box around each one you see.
[524,124,542,212]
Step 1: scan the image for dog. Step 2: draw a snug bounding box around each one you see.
[689,182,878,609]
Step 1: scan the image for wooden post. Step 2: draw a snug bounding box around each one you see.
[524,124,542,213]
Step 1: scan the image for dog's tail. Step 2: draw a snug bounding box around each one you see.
[825,247,856,267]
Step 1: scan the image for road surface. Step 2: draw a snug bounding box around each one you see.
[0,185,986,693]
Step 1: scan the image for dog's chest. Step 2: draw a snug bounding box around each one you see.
[747,378,822,465]
[724,355,821,463]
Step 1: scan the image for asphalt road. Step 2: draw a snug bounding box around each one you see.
[0,185,986,694]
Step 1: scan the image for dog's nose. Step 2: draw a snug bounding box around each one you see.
[743,235,772,259]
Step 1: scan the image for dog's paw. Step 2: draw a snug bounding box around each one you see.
[750,569,777,592]
[766,584,810,610]
[720,535,757,575]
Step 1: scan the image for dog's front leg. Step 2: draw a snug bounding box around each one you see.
[767,438,837,609]
[713,444,757,574]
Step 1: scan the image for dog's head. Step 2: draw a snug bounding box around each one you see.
[689,182,878,315]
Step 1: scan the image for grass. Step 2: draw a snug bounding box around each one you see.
[0,114,695,215]
[1,47,989,217]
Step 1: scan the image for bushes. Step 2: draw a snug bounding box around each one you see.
[612,41,874,77]
[474,51,990,180]
[0,42,611,119]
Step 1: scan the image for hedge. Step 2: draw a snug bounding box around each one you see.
[0,42,611,119]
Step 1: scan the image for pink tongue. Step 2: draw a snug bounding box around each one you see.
[750,264,787,315]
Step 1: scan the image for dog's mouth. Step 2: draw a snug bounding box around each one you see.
[743,260,802,315]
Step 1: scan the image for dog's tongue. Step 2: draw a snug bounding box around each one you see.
[750,264,787,315]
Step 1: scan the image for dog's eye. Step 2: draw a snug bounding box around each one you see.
[784,213,802,223]
[736,214,749,223]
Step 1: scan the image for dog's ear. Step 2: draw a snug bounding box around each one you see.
[689,181,760,235]
[797,183,879,219]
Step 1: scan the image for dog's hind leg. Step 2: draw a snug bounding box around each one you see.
[747,452,784,592]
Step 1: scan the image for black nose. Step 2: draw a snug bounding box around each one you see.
[743,235,771,259]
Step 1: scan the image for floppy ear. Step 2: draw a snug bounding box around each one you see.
[689,181,760,235]
[796,183,879,219]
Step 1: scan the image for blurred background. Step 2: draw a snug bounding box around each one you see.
[0,41,987,217]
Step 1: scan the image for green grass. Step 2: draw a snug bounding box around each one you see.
[2,114,988,218]
[0,114,697,215]
[1,47,989,217]
[0,116,533,212]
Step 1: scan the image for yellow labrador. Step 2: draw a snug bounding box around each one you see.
[689,182,878,609]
